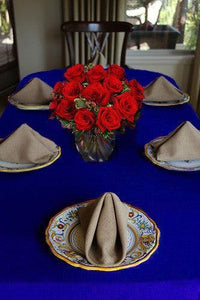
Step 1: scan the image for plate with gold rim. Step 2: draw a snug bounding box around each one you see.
[143,94,190,106]
[145,137,200,171]
[0,146,61,173]
[8,97,50,110]
[45,199,160,271]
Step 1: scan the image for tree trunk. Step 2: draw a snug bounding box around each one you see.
[144,5,148,29]
[154,0,164,27]
[173,0,188,43]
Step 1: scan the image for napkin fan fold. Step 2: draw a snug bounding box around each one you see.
[144,76,185,102]
[79,192,128,267]
[151,121,200,161]
[0,124,58,164]
[11,78,52,105]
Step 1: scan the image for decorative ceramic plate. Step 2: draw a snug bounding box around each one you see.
[0,146,61,173]
[46,200,160,272]
[145,137,200,171]
[143,94,189,106]
[8,97,50,110]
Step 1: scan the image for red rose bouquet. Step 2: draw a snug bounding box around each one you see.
[50,64,144,162]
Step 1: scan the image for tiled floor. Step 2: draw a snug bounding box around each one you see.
[0,94,8,116]
[0,63,19,117]
[0,85,17,117]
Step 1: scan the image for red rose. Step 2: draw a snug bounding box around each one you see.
[64,64,85,82]
[56,99,76,120]
[96,107,121,132]
[81,83,110,106]
[74,108,96,130]
[53,81,64,94]
[50,96,59,110]
[86,65,107,83]
[127,79,144,108]
[108,65,125,80]
[62,81,83,101]
[103,76,123,94]
[114,92,138,122]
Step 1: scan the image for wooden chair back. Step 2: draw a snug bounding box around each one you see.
[61,21,133,66]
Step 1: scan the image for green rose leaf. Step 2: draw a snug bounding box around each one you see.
[74,98,87,109]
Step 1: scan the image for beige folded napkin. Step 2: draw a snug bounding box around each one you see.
[150,121,200,161]
[144,76,185,102]
[0,124,58,164]
[78,192,128,267]
[10,78,52,105]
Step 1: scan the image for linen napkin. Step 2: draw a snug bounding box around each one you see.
[0,124,58,164]
[10,78,52,105]
[78,192,128,267]
[144,76,186,102]
[150,121,200,161]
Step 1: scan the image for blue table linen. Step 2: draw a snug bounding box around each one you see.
[0,68,199,300]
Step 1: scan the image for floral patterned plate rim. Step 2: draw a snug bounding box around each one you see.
[145,137,200,171]
[0,146,61,173]
[45,199,160,272]
[143,94,189,106]
[8,97,50,110]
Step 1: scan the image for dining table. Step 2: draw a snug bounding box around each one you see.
[0,67,199,300]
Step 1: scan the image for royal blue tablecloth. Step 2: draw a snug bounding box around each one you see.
[0,68,200,300]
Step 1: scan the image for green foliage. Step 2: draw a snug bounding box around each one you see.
[59,118,77,133]
[159,0,178,25]
[184,6,200,49]
[122,82,131,93]
[0,0,9,35]
[158,0,199,50]
[74,98,87,109]
[102,130,115,140]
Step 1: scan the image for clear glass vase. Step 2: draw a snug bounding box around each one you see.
[74,131,115,162]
